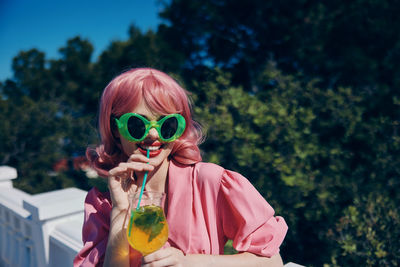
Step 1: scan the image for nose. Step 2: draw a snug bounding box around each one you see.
[146,127,159,140]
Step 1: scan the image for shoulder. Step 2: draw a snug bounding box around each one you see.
[192,162,226,192]
[194,162,225,179]
[171,160,225,180]
[171,160,225,189]
[192,162,254,188]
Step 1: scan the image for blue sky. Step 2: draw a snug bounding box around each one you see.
[0,0,163,80]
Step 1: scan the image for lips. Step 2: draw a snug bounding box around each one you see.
[138,141,163,157]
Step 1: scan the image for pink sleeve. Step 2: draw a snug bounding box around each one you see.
[73,188,111,267]
[219,170,288,257]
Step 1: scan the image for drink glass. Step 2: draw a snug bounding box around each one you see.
[126,191,169,256]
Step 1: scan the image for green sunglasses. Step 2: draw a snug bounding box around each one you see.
[115,113,186,142]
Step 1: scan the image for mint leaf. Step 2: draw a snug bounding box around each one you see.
[133,205,166,242]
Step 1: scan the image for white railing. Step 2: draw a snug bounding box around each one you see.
[0,166,302,267]
[0,166,85,267]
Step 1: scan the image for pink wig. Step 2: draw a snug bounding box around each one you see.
[87,68,203,177]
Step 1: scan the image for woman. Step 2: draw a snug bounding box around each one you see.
[74,68,288,266]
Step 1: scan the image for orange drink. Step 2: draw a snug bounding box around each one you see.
[126,192,169,256]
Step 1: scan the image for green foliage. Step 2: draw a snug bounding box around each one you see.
[330,194,400,266]
[192,67,323,263]
[0,92,73,192]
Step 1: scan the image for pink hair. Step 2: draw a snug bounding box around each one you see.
[87,68,203,177]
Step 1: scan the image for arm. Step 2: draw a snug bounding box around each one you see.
[103,207,130,266]
[103,154,155,267]
[142,247,284,267]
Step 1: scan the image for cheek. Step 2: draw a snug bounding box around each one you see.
[120,139,138,155]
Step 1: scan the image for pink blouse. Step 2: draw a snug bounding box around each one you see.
[74,161,288,266]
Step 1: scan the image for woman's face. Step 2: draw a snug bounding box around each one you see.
[118,99,174,168]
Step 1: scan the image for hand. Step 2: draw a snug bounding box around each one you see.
[142,247,186,267]
[108,154,154,211]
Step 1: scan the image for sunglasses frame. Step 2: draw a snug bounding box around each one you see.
[115,113,186,142]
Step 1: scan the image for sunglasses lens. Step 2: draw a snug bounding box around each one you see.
[127,116,146,140]
[161,117,178,140]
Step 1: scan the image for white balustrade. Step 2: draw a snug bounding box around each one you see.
[0,166,86,267]
[0,166,303,267]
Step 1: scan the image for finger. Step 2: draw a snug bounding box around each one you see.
[119,161,154,171]
[128,153,151,163]
[142,257,177,267]
[109,162,154,176]
[143,247,182,265]
[142,249,171,263]
[142,257,175,267]
[109,164,133,176]
[128,162,154,172]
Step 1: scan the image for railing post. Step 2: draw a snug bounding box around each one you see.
[0,166,17,188]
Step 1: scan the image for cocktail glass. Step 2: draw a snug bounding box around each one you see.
[126,191,169,256]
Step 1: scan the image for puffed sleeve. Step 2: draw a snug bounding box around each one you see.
[219,170,288,257]
[73,187,111,267]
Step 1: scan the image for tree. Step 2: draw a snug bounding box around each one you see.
[159,0,400,91]
[0,37,99,193]
[96,25,185,85]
